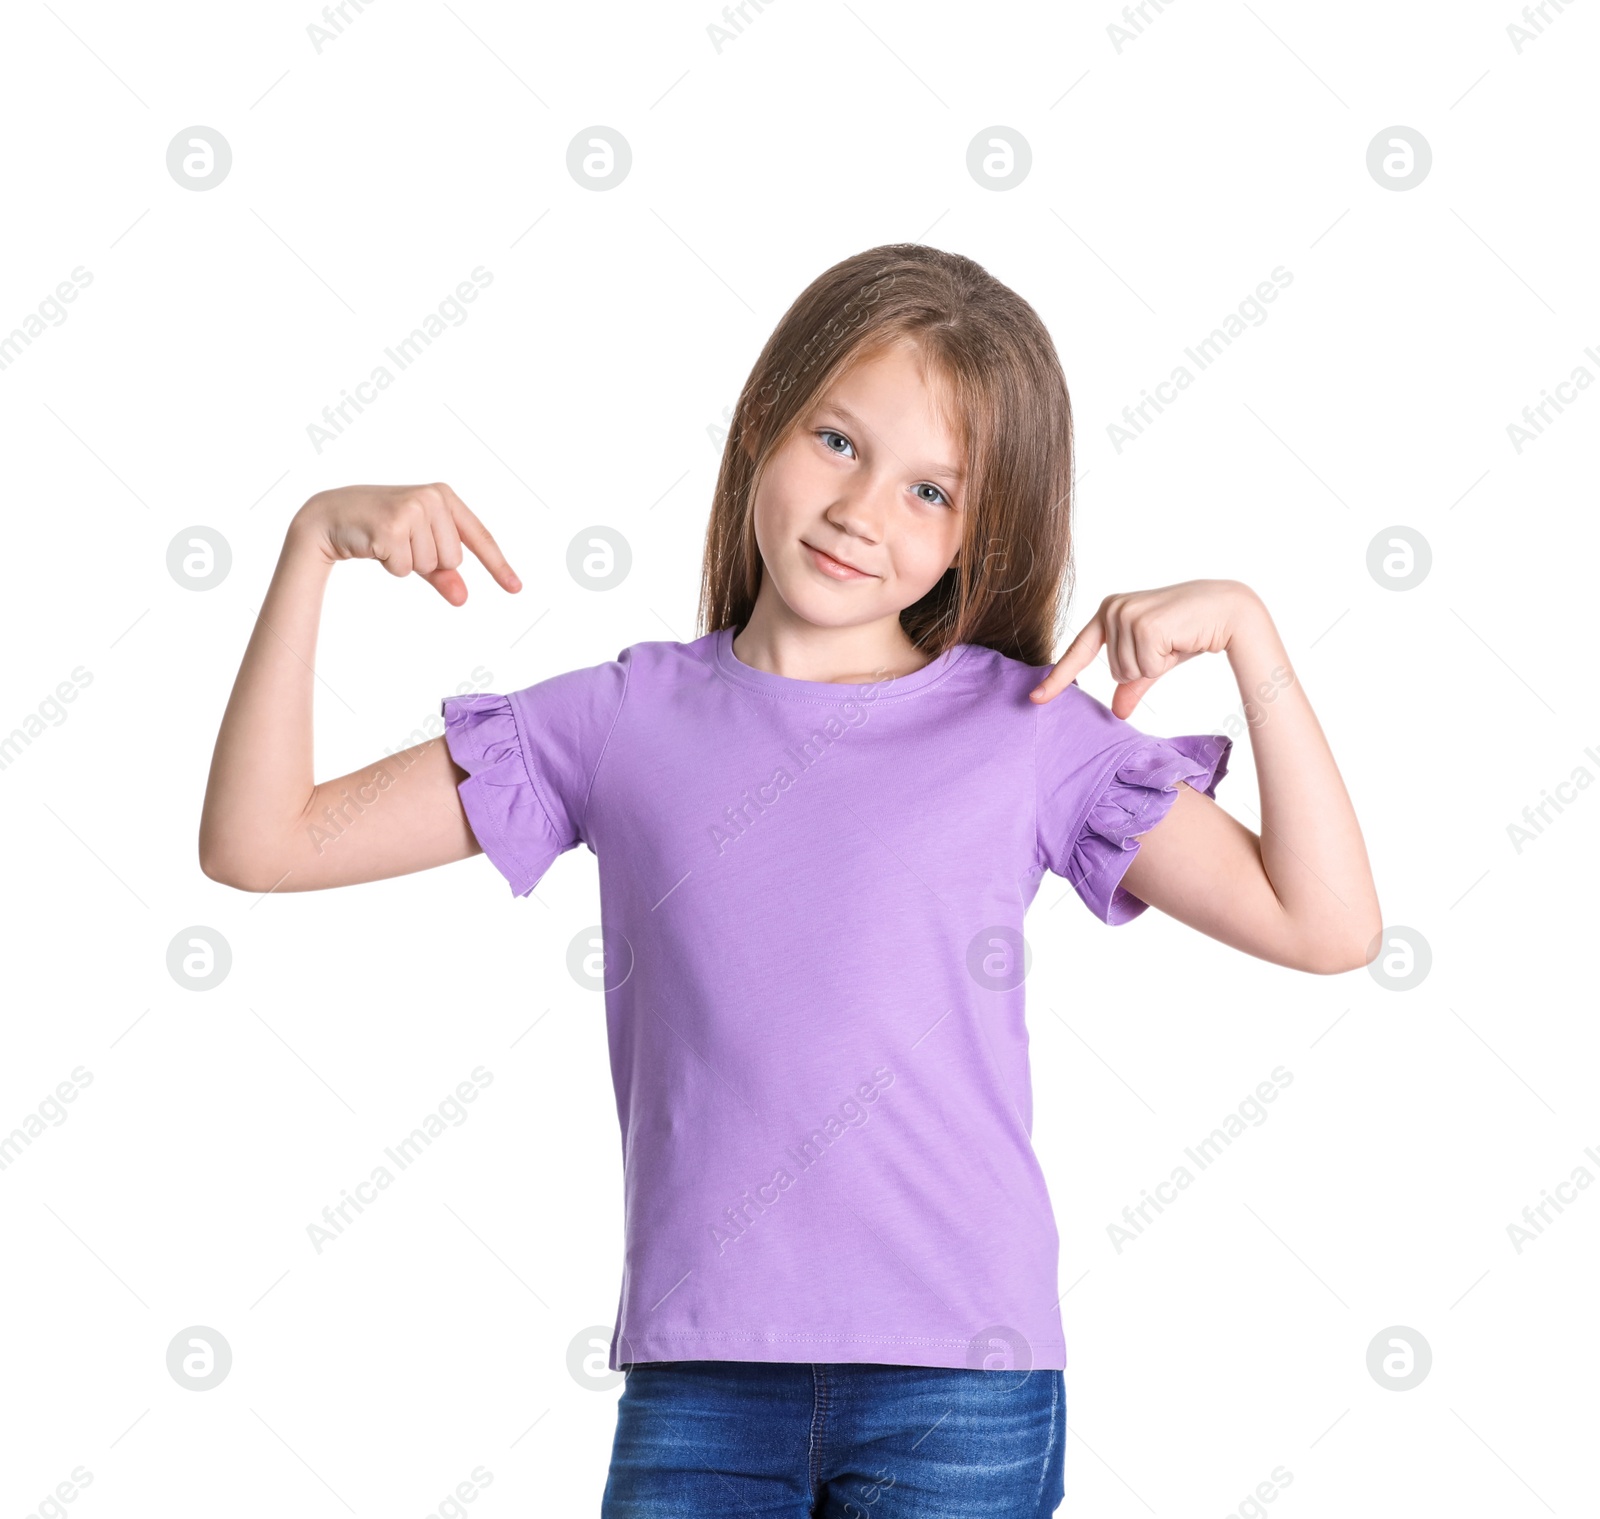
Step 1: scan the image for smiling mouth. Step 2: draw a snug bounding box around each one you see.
[803,541,876,580]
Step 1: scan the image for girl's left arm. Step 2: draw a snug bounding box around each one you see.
[1032,579,1383,975]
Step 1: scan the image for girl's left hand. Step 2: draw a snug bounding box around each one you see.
[1030,578,1253,719]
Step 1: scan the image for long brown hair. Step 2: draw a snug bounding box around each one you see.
[696,243,1075,667]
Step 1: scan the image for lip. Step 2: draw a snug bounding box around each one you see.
[802,540,876,580]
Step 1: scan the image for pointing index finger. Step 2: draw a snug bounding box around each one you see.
[1030,613,1104,702]
[441,484,522,594]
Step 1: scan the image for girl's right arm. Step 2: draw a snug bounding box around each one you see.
[198,483,521,894]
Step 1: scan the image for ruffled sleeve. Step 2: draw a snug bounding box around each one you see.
[1068,732,1232,924]
[441,692,567,897]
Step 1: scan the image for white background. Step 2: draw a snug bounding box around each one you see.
[1,1,1595,1515]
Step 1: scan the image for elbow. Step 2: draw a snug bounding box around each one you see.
[1298,921,1384,976]
[199,847,251,893]
[199,835,275,894]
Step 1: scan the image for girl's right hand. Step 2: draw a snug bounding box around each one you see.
[295,482,522,605]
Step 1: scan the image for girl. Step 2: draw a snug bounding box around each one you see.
[200,244,1381,1517]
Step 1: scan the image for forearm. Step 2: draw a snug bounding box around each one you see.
[1226,587,1382,961]
[198,511,333,881]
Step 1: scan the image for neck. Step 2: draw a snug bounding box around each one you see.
[731,599,931,684]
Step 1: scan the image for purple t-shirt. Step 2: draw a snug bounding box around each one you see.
[440,625,1230,1373]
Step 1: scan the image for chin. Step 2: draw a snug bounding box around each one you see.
[788,595,869,630]
[774,575,877,629]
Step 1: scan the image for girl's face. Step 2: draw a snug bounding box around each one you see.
[748,340,965,634]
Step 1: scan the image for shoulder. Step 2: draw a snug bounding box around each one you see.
[614,633,722,681]
[951,641,1117,734]
[958,644,1148,777]
[512,633,715,696]
[501,634,723,737]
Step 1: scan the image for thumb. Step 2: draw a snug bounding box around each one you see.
[423,566,469,606]
[1111,674,1159,721]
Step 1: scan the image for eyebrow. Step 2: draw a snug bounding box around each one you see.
[817,400,966,485]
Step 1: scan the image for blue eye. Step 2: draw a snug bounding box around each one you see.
[818,428,854,457]
[817,428,954,508]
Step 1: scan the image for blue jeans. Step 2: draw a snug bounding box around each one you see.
[601,1360,1066,1517]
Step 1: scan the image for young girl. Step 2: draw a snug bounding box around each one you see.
[200,244,1381,1517]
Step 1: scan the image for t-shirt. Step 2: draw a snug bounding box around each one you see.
[440,625,1231,1373]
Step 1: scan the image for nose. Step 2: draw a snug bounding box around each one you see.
[824,468,893,546]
